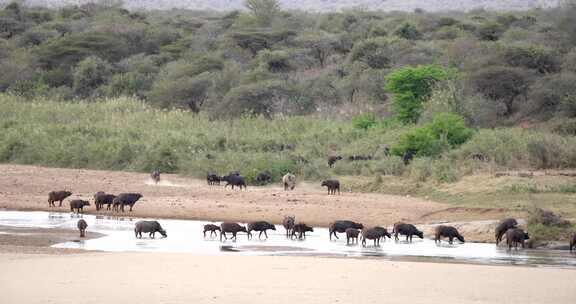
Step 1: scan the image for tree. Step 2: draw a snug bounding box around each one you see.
[295,31,338,68]
[256,50,292,73]
[245,0,280,27]
[385,65,449,124]
[470,66,528,116]
[348,38,391,69]
[503,45,560,74]
[394,23,421,40]
[72,56,112,98]
[148,74,213,113]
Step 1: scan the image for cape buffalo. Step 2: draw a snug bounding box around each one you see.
[151,169,160,184]
[255,171,272,185]
[220,222,247,241]
[94,192,116,211]
[570,233,576,252]
[69,199,90,214]
[328,156,342,168]
[321,179,340,195]
[48,190,72,207]
[282,215,295,237]
[282,173,296,191]
[135,220,167,239]
[292,223,314,240]
[222,174,247,190]
[113,193,143,212]
[247,221,276,240]
[346,228,360,245]
[77,219,87,237]
[434,225,465,244]
[361,227,389,247]
[495,218,518,245]
[506,228,529,250]
[203,224,221,238]
[329,220,363,240]
[207,172,221,185]
[393,223,424,242]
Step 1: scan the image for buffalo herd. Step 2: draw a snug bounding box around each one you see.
[46,170,575,252]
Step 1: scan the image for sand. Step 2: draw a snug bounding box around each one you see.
[0,165,516,242]
[0,252,574,304]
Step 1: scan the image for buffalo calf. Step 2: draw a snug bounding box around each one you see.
[203,224,221,238]
[345,228,360,245]
[77,219,88,238]
[292,223,313,240]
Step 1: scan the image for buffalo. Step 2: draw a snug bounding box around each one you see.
[291,223,314,240]
[506,228,530,250]
[402,149,416,165]
[222,174,247,190]
[361,227,390,247]
[495,218,518,245]
[282,173,296,191]
[69,199,90,214]
[113,193,143,212]
[328,156,342,168]
[282,215,295,238]
[203,224,221,238]
[48,190,72,207]
[94,192,116,211]
[220,222,247,241]
[206,172,221,186]
[434,225,465,245]
[345,228,360,245]
[329,220,363,240]
[77,219,88,238]
[570,233,576,252]
[321,179,340,195]
[247,221,276,240]
[255,171,272,185]
[393,223,424,242]
[151,169,160,184]
[135,220,167,238]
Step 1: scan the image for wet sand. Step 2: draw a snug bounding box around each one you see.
[0,225,103,254]
[0,164,517,242]
[0,252,574,304]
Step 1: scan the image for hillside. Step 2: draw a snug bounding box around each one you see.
[4,0,562,12]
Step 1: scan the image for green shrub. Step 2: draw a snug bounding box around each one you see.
[394,23,421,40]
[72,56,112,98]
[385,65,449,124]
[503,45,560,74]
[352,113,377,130]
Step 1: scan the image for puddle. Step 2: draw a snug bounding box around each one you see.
[1,210,575,268]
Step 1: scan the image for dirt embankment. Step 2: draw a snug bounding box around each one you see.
[0,164,516,242]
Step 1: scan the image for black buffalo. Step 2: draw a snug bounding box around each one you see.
[345,228,360,245]
[48,190,72,207]
[506,228,530,250]
[77,219,88,237]
[255,171,272,185]
[151,169,160,184]
[361,227,390,247]
[321,179,340,195]
[94,192,116,211]
[329,220,363,240]
[495,218,518,245]
[247,221,276,240]
[203,224,221,238]
[222,174,247,190]
[69,199,90,214]
[282,215,295,238]
[434,225,465,244]
[135,220,167,238]
[291,223,314,240]
[113,193,143,212]
[393,223,424,242]
[220,222,247,241]
[328,156,342,168]
[207,172,221,185]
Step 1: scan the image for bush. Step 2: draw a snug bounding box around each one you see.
[527,73,576,117]
[352,113,377,130]
[348,38,391,69]
[72,56,112,98]
[385,65,449,124]
[469,66,528,116]
[503,45,560,74]
[393,113,473,158]
[394,23,421,40]
[476,22,505,41]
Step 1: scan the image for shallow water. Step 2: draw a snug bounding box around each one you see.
[1,210,575,268]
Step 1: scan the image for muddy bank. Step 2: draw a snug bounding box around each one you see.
[0,225,103,254]
[0,165,517,242]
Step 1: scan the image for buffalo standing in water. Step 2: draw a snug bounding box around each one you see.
[434,225,465,245]
[247,221,276,240]
[48,190,72,207]
[134,221,167,239]
[393,223,424,242]
[495,218,518,245]
[345,228,360,245]
[77,219,88,238]
[203,224,221,238]
[220,222,247,241]
[361,227,390,247]
[291,223,314,240]
[506,228,529,250]
[329,220,363,240]
[282,215,295,238]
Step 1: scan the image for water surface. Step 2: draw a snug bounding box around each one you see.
[1,210,575,268]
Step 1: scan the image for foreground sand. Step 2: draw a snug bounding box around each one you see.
[0,252,574,304]
[0,165,518,242]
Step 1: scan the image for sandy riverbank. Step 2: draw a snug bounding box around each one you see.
[0,251,574,304]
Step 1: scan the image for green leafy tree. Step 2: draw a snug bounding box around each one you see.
[72,56,112,98]
[385,65,449,124]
